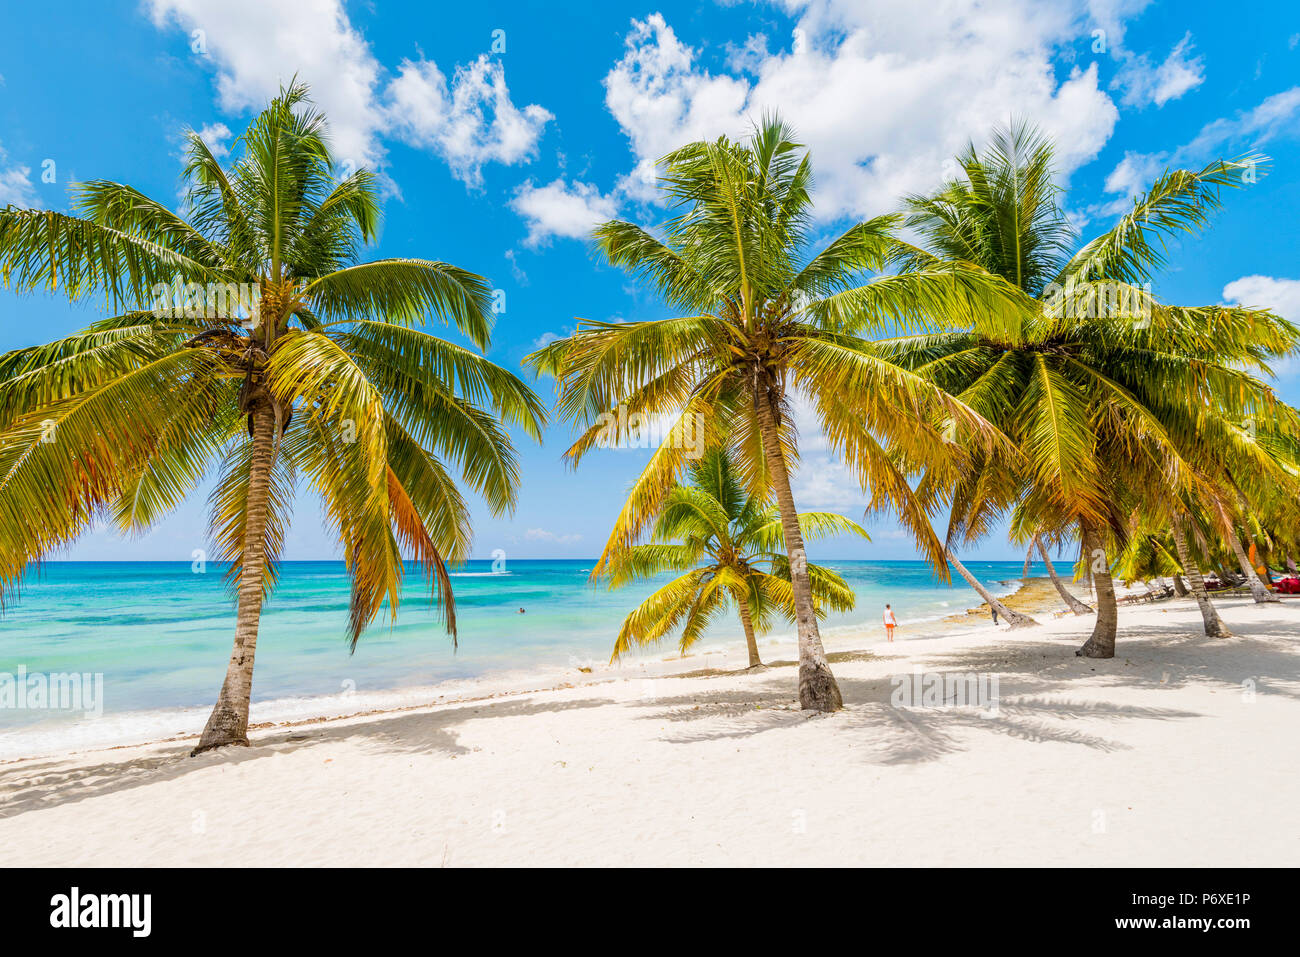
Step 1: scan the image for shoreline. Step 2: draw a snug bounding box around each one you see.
[2,590,1295,865]
[0,575,1053,764]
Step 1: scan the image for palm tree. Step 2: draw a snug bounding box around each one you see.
[0,84,545,753]
[1168,511,1232,637]
[527,117,1021,710]
[884,122,1299,658]
[605,449,862,667]
[1035,534,1092,615]
[946,550,1038,627]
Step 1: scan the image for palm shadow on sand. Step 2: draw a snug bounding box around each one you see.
[2,600,1294,818]
[0,695,610,820]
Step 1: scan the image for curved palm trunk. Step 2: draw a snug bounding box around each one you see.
[736,600,763,669]
[1170,517,1231,637]
[1035,535,1092,615]
[1288,555,1298,576]
[193,403,277,754]
[1075,520,1117,658]
[948,551,1038,628]
[1225,524,1279,603]
[756,389,841,711]
[1171,574,1188,597]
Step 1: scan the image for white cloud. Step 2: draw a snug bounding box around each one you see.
[147,0,550,184]
[524,527,583,545]
[0,141,37,207]
[195,122,232,157]
[384,55,552,186]
[600,4,1121,223]
[1224,275,1300,380]
[1223,275,1300,322]
[1101,85,1300,203]
[787,391,868,510]
[1182,86,1300,155]
[1112,32,1205,107]
[148,0,387,168]
[1101,148,1168,199]
[511,178,619,247]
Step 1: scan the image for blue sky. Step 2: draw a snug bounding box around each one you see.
[0,0,1297,563]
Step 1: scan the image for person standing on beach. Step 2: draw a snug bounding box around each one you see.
[884,604,897,641]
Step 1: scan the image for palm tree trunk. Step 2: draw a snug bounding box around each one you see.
[1035,535,1092,615]
[1223,518,1279,603]
[1256,548,1274,585]
[193,402,277,754]
[736,600,763,669]
[1288,555,1298,576]
[1171,574,1188,597]
[947,551,1038,628]
[1075,520,1117,658]
[1022,545,1033,580]
[755,389,841,711]
[1170,517,1231,637]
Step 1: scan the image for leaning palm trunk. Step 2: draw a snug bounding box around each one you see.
[193,401,277,754]
[737,601,763,669]
[1288,555,1298,576]
[947,551,1038,628]
[756,390,840,711]
[1222,517,1279,603]
[1170,517,1231,637]
[1075,521,1117,658]
[1036,535,1092,615]
[1171,574,1189,597]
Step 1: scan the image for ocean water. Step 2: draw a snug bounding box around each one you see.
[0,559,1031,757]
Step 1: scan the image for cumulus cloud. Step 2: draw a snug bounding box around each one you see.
[147,0,550,184]
[1223,275,1300,322]
[0,141,38,207]
[600,3,1121,223]
[1224,275,1300,379]
[510,178,619,247]
[385,55,552,186]
[1112,32,1205,107]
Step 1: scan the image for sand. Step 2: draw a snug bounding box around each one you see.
[1,589,1297,867]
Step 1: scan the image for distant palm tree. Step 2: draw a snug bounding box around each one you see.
[605,449,862,667]
[0,83,545,753]
[1034,534,1092,615]
[886,122,1299,657]
[528,116,1021,709]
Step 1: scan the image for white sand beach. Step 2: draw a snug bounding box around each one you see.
[1,592,1297,867]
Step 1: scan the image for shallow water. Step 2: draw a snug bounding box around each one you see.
[0,559,1030,757]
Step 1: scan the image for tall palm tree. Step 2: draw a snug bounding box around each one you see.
[605,449,862,667]
[0,84,545,752]
[885,122,1299,658]
[527,117,1022,710]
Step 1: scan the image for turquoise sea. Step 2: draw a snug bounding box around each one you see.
[0,559,1032,757]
